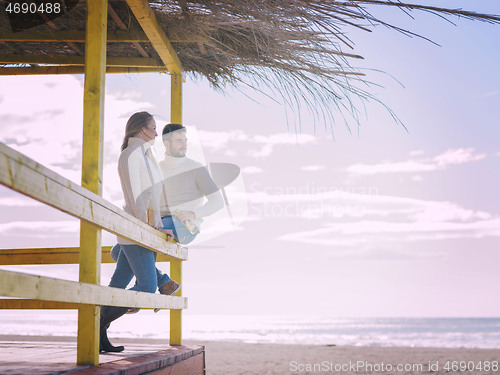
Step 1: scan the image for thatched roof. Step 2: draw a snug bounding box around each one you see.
[1,0,499,127]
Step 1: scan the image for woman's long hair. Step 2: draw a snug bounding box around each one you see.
[121,111,154,151]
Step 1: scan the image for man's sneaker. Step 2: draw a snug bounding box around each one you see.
[155,280,181,313]
[159,279,181,296]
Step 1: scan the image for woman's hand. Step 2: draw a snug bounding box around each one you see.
[158,228,175,241]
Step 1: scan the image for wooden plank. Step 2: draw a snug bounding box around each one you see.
[146,353,204,375]
[126,0,183,73]
[0,341,203,375]
[0,30,150,43]
[0,270,187,310]
[0,54,162,67]
[169,260,183,346]
[0,30,188,43]
[78,0,108,364]
[0,66,171,75]
[0,299,79,309]
[0,142,188,261]
[171,73,182,123]
[68,346,204,374]
[0,246,173,265]
[0,299,178,309]
[169,66,183,347]
[108,4,149,58]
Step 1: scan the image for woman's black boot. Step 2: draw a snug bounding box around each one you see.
[99,306,129,353]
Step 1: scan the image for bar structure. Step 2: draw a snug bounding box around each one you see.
[0,0,191,371]
[78,0,108,364]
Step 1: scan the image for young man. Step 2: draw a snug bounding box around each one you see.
[110,123,223,305]
[158,123,224,244]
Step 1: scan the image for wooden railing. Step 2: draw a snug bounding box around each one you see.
[0,141,187,362]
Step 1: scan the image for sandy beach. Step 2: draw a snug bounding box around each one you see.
[0,336,498,375]
[197,340,500,375]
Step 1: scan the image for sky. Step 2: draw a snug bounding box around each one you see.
[0,0,499,318]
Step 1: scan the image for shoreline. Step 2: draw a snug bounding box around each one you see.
[0,334,499,349]
[1,335,499,374]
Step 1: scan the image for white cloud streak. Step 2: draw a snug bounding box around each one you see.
[198,129,316,159]
[301,165,326,171]
[0,196,43,207]
[243,184,499,246]
[0,220,79,237]
[346,148,486,175]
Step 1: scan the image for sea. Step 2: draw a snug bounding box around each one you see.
[1,312,499,348]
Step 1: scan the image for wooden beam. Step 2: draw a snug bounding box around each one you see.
[0,299,171,309]
[0,30,151,43]
[126,0,182,73]
[0,300,79,309]
[0,66,171,75]
[169,55,183,348]
[0,54,162,67]
[78,0,108,364]
[0,270,187,310]
[0,142,188,261]
[0,246,174,265]
[171,72,183,123]
[0,30,188,43]
[39,14,82,55]
[170,259,183,345]
[108,4,149,57]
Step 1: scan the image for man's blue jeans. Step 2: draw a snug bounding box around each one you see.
[109,215,198,290]
[161,215,198,245]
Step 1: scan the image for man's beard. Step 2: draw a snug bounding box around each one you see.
[172,149,186,158]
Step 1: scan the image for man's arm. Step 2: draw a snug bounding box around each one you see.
[191,166,224,219]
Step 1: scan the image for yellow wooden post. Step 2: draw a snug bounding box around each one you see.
[170,259,183,345]
[171,73,182,123]
[170,72,183,345]
[77,0,108,365]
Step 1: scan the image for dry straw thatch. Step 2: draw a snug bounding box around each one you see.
[1,0,500,128]
[152,0,500,128]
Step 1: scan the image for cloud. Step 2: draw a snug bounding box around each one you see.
[0,75,154,200]
[0,220,79,237]
[346,148,486,175]
[243,182,499,246]
[409,149,424,156]
[301,165,326,171]
[242,166,263,174]
[324,247,447,261]
[0,197,43,207]
[481,91,498,97]
[246,184,492,221]
[248,133,316,158]
[197,129,316,158]
[433,148,485,166]
[278,217,500,248]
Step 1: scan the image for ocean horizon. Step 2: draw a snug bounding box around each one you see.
[1,312,499,349]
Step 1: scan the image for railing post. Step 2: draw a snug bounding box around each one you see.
[170,72,183,345]
[171,72,182,123]
[170,259,183,345]
[77,0,108,365]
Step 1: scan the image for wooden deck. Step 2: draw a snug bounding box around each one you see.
[0,337,204,375]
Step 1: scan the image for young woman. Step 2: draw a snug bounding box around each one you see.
[100,111,180,353]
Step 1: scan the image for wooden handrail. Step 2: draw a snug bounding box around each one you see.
[0,246,173,265]
[0,269,187,309]
[0,142,187,261]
